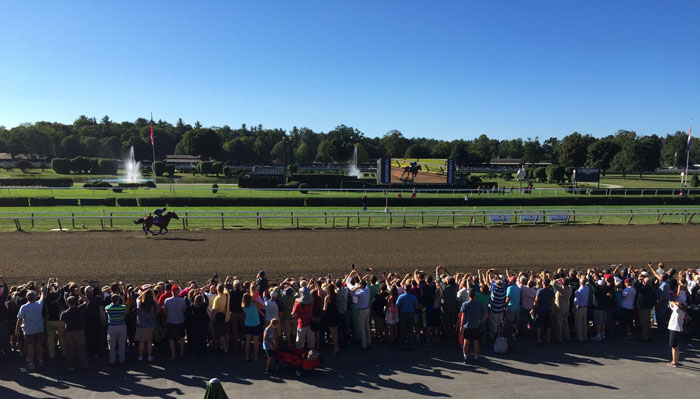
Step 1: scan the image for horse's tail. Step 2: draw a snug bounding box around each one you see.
[134,218,144,224]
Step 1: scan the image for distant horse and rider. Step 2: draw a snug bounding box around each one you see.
[400,162,422,182]
[134,207,179,236]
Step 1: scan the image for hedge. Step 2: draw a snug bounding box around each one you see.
[29,197,55,206]
[80,198,116,206]
[116,198,138,207]
[238,175,283,188]
[0,197,29,206]
[0,178,73,187]
[54,198,80,206]
[291,174,358,188]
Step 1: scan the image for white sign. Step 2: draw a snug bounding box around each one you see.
[520,214,542,222]
[488,214,511,223]
[548,213,570,222]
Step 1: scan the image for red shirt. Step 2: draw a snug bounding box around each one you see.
[158,292,172,307]
[292,300,314,329]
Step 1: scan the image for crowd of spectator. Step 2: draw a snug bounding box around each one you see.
[0,262,698,373]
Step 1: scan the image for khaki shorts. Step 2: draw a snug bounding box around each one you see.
[24,332,45,347]
[135,327,155,342]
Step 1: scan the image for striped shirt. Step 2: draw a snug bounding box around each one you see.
[489,282,507,313]
[105,304,127,326]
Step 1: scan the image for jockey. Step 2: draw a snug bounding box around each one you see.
[153,207,167,223]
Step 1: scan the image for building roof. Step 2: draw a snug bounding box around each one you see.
[251,166,284,176]
[165,154,201,164]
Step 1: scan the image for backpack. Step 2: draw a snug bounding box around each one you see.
[493,336,508,354]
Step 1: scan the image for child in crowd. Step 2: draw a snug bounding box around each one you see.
[263,318,278,375]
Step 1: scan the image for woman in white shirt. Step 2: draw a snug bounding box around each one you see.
[667,283,687,367]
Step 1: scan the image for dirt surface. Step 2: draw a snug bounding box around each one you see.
[1,225,699,285]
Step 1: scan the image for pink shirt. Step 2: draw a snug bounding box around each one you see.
[520,286,536,310]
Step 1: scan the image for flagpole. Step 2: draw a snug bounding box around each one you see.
[682,123,693,195]
[150,112,156,179]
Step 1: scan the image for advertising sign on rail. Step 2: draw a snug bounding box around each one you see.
[548,213,570,222]
[520,214,543,222]
[488,214,511,223]
[380,158,456,184]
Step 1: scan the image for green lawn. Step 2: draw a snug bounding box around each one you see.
[0,168,237,184]
[1,205,697,232]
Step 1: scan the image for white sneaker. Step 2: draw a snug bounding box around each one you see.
[147,356,154,362]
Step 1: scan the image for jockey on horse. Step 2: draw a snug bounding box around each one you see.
[153,207,167,226]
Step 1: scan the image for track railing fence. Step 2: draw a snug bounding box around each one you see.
[1,207,700,232]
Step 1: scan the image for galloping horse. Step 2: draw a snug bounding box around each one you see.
[134,211,179,236]
[401,164,422,182]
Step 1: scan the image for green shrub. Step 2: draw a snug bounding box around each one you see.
[29,197,54,206]
[0,178,73,187]
[238,174,282,188]
[14,160,32,172]
[525,168,535,180]
[116,198,137,206]
[469,175,482,184]
[546,164,565,184]
[71,156,91,173]
[98,158,119,175]
[535,167,547,183]
[291,174,358,188]
[691,174,699,188]
[153,161,167,176]
[51,158,72,174]
[212,183,219,194]
[197,161,213,175]
[212,162,223,176]
[0,197,29,206]
[299,182,309,194]
[499,172,513,181]
[564,167,575,183]
[166,165,175,177]
[223,167,232,177]
[83,181,113,188]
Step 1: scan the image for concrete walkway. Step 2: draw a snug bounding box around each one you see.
[1,334,698,399]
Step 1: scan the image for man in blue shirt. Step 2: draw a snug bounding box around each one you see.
[532,278,555,344]
[396,285,418,349]
[573,275,589,342]
[460,289,487,364]
[505,277,521,336]
[16,289,45,370]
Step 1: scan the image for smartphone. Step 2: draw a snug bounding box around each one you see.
[351,264,356,269]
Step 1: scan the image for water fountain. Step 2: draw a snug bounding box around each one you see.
[347,145,361,177]
[123,146,142,182]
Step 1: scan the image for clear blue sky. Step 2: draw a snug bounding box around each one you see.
[1,1,698,140]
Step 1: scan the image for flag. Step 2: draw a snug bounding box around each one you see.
[150,124,154,145]
[688,125,693,152]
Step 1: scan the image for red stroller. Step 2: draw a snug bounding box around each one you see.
[274,347,321,377]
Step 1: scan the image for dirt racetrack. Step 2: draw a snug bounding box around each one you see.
[1,225,699,285]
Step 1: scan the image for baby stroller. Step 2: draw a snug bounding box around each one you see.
[274,347,321,377]
[493,320,518,354]
[685,304,700,339]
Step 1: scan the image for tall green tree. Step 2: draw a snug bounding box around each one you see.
[557,132,596,167]
[586,138,621,175]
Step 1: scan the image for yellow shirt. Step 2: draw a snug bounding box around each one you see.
[212,291,230,322]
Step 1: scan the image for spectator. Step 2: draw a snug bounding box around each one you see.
[44,281,66,361]
[323,282,341,355]
[105,294,127,365]
[385,285,399,345]
[203,378,229,399]
[211,284,231,354]
[573,275,589,342]
[189,293,210,358]
[228,280,245,351]
[532,277,554,345]
[460,289,487,364]
[519,277,536,339]
[58,294,89,371]
[350,277,371,349]
[0,275,9,355]
[634,276,657,342]
[263,318,278,375]
[16,289,45,370]
[135,288,158,361]
[292,285,314,349]
[242,293,264,362]
[620,278,637,339]
[279,285,298,347]
[487,275,506,340]
[552,277,572,342]
[667,289,686,367]
[505,276,521,337]
[163,286,187,359]
[396,284,418,349]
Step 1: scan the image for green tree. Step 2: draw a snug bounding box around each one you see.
[449,143,470,167]
[586,138,621,175]
[175,129,222,160]
[270,140,286,164]
[212,162,223,176]
[294,142,315,164]
[626,137,660,179]
[557,132,596,167]
[534,166,547,182]
[380,130,409,158]
[610,151,630,178]
[404,143,431,158]
[431,141,451,158]
[59,135,83,158]
[522,137,543,165]
[314,140,333,163]
[355,143,369,164]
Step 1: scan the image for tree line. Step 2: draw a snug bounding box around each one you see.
[0,116,696,178]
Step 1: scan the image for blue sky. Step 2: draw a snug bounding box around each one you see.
[1,1,698,140]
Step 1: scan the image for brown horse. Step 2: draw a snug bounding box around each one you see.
[134,212,179,236]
